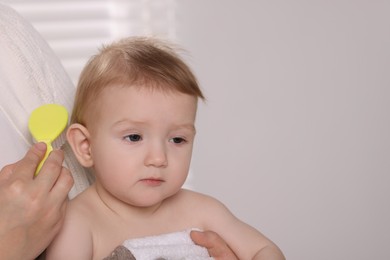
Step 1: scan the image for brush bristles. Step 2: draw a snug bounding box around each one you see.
[52,127,68,150]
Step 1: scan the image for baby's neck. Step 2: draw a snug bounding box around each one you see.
[92,182,167,220]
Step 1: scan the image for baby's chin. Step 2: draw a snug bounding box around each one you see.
[123,192,174,209]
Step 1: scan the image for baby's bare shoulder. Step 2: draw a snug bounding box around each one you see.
[170,189,230,214]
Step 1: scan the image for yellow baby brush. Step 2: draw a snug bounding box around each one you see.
[28,104,68,175]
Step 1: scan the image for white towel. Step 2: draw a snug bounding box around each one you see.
[121,229,213,260]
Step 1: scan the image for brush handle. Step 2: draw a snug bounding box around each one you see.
[35,141,53,176]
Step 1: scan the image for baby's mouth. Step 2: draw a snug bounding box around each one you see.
[140,178,164,186]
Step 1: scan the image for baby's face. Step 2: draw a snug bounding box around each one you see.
[88,85,198,208]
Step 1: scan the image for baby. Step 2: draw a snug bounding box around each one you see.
[46,37,285,259]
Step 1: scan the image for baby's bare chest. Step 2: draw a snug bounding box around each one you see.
[89,206,204,259]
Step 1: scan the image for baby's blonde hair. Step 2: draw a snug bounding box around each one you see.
[70,36,204,125]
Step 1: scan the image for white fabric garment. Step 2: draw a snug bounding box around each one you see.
[122,229,213,260]
[0,3,92,198]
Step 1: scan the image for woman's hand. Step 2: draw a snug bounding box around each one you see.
[0,143,73,259]
[191,230,238,260]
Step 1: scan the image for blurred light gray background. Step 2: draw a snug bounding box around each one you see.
[176,1,390,259]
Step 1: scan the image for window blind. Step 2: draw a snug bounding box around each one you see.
[3,0,177,84]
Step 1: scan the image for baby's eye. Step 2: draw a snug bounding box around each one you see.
[169,137,187,144]
[125,134,142,142]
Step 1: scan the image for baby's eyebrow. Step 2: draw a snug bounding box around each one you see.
[174,124,196,134]
[112,118,147,127]
[111,119,196,134]
[109,120,145,132]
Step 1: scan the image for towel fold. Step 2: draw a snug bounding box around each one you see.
[104,229,213,260]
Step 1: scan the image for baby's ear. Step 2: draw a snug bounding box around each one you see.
[66,123,94,167]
